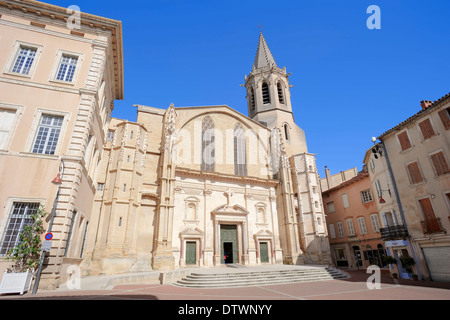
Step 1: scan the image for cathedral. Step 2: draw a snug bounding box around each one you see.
[81,33,331,275]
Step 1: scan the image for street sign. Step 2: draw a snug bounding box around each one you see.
[41,240,52,252]
[45,233,53,241]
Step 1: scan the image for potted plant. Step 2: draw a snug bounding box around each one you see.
[0,205,47,295]
[383,256,398,279]
[400,256,416,275]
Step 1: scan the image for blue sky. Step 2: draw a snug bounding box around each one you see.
[49,0,450,178]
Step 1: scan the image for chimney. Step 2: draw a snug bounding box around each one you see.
[325,166,331,189]
[421,100,433,110]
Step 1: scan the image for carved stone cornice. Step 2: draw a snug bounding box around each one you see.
[175,167,278,187]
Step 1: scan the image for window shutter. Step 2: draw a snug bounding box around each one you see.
[438,108,450,130]
[419,198,435,221]
[397,131,411,151]
[430,152,449,176]
[0,109,16,149]
[419,119,435,140]
[407,162,423,184]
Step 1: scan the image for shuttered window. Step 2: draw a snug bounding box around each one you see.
[397,131,412,151]
[430,151,449,176]
[418,198,436,221]
[438,108,450,130]
[407,161,424,184]
[418,118,436,140]
[0,109,16,150]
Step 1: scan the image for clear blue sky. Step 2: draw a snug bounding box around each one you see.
[49,0,450,178]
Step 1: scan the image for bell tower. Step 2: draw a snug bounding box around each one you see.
[244,32,308,156]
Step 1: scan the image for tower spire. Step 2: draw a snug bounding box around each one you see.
[254,32,277,69]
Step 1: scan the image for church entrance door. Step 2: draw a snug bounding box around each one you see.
[221,225,238,264]
[260,242,269,263]
[185,241,197,266]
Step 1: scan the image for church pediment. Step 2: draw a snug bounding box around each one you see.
[212,204,249,216]
[180,227,204,237]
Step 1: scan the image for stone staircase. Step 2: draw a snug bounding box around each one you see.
[173,266,349,288]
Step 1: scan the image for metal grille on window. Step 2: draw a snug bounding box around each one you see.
[56,55,78,82]
[201,116,215,172]
[234,123,247,176]
[12,46,37,75]
[0,202,40,256]
[32,115,64,155]
[262,82,270,104]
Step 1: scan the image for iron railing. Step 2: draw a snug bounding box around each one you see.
[380,225,409,240]
[420,218,444,234]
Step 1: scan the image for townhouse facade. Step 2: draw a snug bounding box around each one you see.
[365,94,450,281]
[0,0,123,289]
[321,168,387,270]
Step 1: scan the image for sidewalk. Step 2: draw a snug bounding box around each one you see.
[0,268,449,300]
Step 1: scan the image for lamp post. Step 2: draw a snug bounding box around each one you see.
[32,160,64,295]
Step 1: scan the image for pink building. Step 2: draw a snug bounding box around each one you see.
[321,168,387,269]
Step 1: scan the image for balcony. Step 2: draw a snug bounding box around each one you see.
[380,225,409,240]
[420,218,445,234]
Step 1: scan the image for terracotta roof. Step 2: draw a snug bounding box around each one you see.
[378,91,450,139]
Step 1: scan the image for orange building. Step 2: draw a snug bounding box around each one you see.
[321,168,387,270]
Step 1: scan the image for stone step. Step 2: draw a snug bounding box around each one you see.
[174,267,349,288]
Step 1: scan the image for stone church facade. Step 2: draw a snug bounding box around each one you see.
[81,33,331,275]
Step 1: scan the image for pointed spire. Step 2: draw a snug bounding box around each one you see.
[254,32,277,69]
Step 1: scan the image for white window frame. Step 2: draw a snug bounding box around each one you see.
[24,108,71,156]
[357,217,368,234]
[328,224,336,239]
[0,104,24,151]
[370,214,381,233]
[3,41,43,78]
[346,219,356,236]
[360,189,373,203]
[342,193,349,208]
[0,198,46,256]
[49,50,83,85]
[337,222,345,238]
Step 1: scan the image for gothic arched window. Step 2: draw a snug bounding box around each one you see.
[283,124,290,141]
[277,82,285,104]
[249,88,256,111]
[201,116,215,172]
[262,82,271,104]
[234,123,247,176]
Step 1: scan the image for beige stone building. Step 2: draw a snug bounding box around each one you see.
[0,0,331,289]
[0,0,123,289]
[81,32,331,276]
[366,94,450,281]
